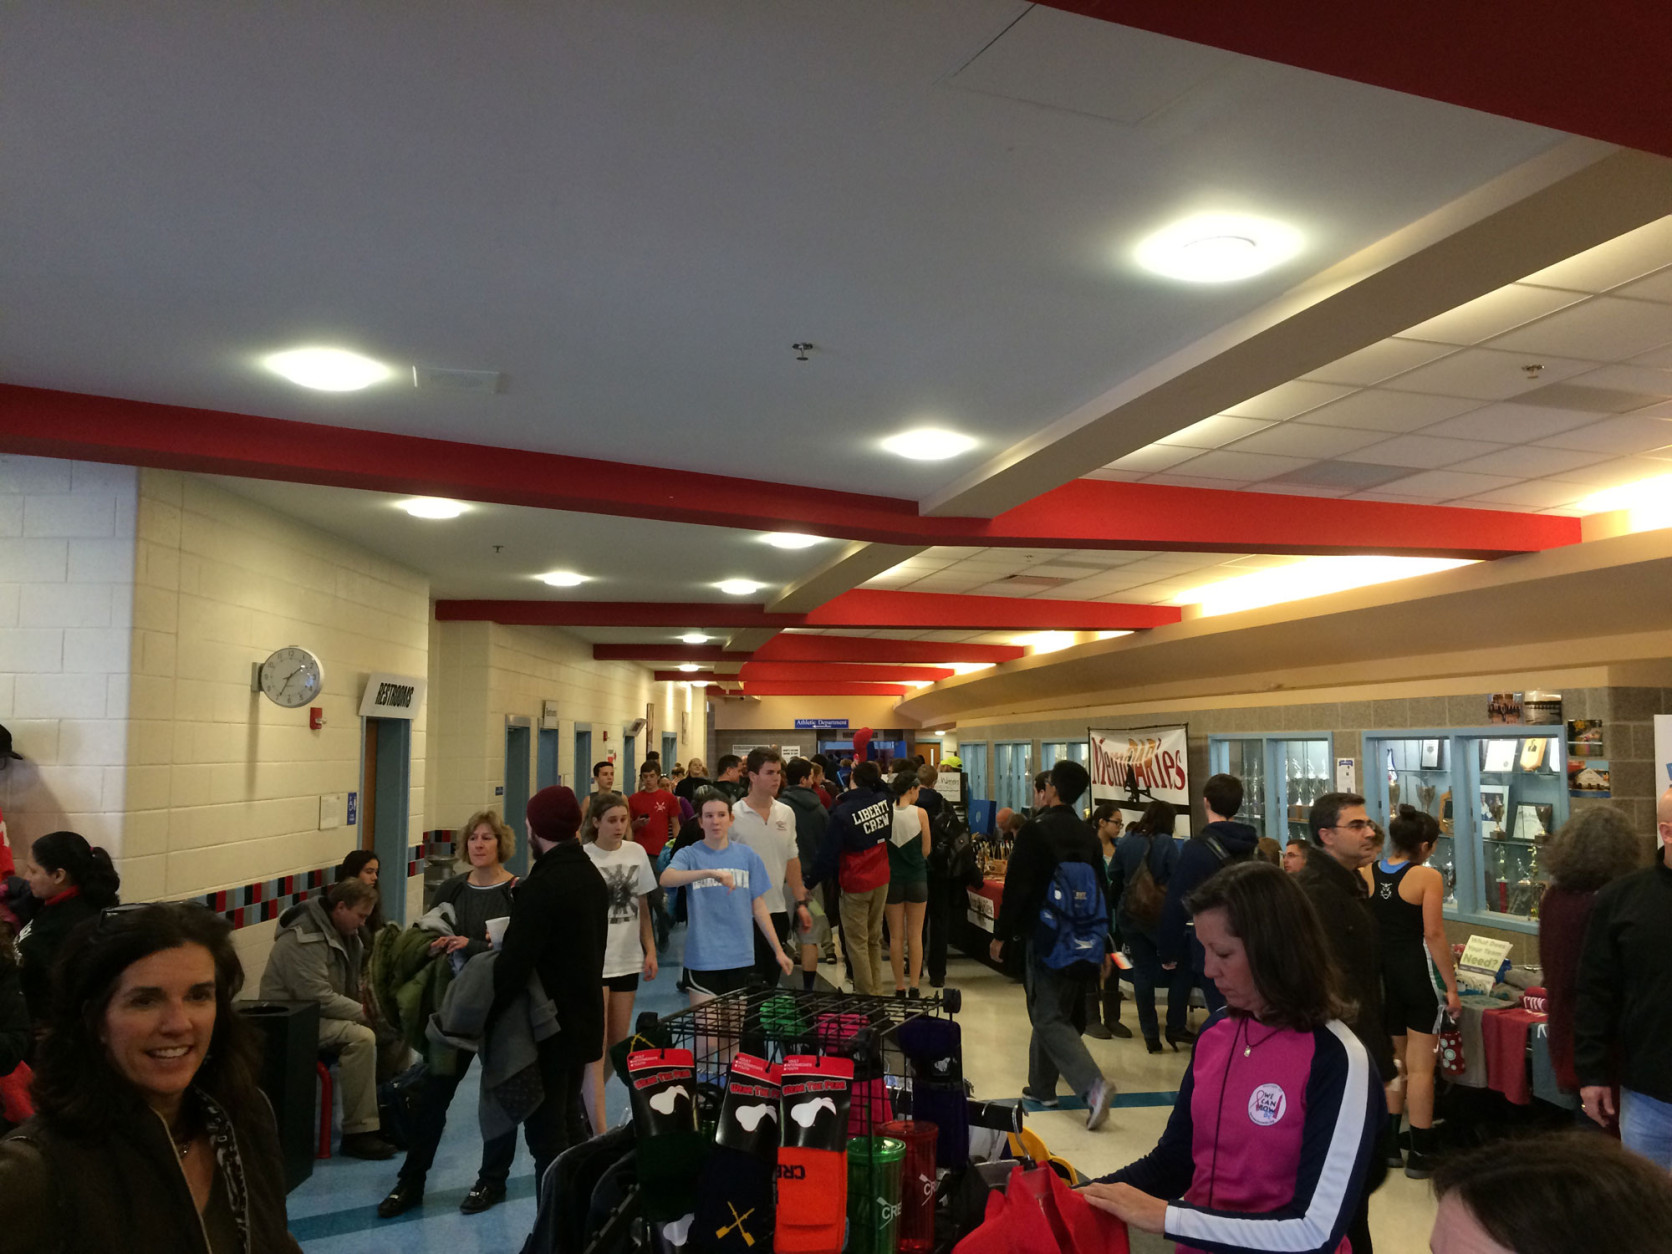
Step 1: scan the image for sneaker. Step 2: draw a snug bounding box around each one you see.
[1404,1150,1436,1180]
[1085,1079,1114,1131]
[341,1132,400,1161]
[1021,1089,1059,1108]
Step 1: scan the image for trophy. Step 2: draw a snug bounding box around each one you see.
[1417,783,1437,815]
[1388,778,1400,809]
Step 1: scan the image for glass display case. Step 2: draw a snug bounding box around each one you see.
[1207,734,1332,846]
[1365,728,1567,932]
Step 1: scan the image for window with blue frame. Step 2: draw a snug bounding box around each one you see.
[1207,734,1332,845]
[964,742,990,802]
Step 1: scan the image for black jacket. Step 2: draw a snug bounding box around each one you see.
[993,805,1104,950]
[16,893,100,1023]
[490,838,608,1066]
[1296,846,1393,1082]
[780,785,830,872]
[1157,821,1258,965]
[0,960,30,1081]
[0,1088,302,1254]
[1575,850,1672,1101]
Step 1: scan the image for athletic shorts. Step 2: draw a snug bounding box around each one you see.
[682,965,754,998]
[887,875,929,905]
[604,972,641,994]
[1382,943,1441,1036]
[797,895,832,947]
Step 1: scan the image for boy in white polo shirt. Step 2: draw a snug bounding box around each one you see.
[728,748,813,988]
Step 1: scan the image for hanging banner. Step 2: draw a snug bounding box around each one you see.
[1088,725,1191,825]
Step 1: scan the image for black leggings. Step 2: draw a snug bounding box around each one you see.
[398,1051,518,1185]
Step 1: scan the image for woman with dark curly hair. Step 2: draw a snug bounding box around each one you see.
[0,902,301,1252]
[1537,804,1644,1100]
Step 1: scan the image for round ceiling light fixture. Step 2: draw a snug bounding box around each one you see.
[401,497,466,520]
[680,633,712,644]
[264,346,393,391]
[716,579,763,596]
[538,570,588,587]
[677,663,701,673]
[1133,213,1303,284]
[763,532,823,549]
[879,428,978,462]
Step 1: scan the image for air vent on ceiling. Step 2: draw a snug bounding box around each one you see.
[1515,382,1669,413]
[1261,461,1413,491]
[999,574,1067,590]
[412,366,506,395]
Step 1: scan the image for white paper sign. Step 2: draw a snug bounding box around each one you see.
[1458,935,1514,994]
[359,673,427,720]
[1655,715,1672,794]
[1088,726,1190,826]
[1336,757,1357,793]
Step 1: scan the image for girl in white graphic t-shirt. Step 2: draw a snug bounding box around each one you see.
[580,791,659,1135]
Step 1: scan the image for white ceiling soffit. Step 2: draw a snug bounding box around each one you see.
[5,2,1572,504]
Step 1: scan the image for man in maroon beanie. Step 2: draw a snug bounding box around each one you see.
[490,785,608,1193]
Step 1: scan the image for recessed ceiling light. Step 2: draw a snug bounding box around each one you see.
[401,497,466,520]
[879,429,978,461]
[678,663,701,673]
[686,680,709,689]
[1133,213,1303,284]
[264,346,393,391]
[680,633,712,644]
[716,579,763,596]
[763,532,824,549]
[538,571,588,587]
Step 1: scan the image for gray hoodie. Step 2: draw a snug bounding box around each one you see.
[258,894,365,1021]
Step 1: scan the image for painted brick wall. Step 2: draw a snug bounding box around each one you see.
[0,455,137,865]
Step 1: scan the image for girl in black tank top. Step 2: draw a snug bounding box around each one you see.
[1370,860,1426,945]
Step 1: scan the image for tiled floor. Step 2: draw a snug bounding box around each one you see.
[285,930,1437,1251]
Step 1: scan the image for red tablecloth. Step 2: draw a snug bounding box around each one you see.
[1480,1006,1546,1105]
[967,878,1004,933]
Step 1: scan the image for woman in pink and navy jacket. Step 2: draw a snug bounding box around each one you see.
[1085,861,1385,1254]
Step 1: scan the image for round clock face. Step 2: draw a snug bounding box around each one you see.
[259,646,324,708]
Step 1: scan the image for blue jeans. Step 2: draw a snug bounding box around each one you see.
[1125,931,1178,1043]
[1621,1088,1672,1170]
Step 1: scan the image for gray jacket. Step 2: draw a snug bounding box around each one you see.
[427,949,559,1140]
[258,895,365,1022]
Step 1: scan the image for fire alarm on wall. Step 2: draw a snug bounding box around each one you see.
[309,707,325,731]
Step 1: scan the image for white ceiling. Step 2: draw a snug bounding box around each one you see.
[4,2,1565,502]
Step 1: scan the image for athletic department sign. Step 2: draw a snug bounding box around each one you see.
[1088,725,1191,825]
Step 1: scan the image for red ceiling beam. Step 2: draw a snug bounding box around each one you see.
[593,645,752,664]
[1039,2,1672,161]
[739,663,955,684]
[754,636,1026,665]
[437,589,1180,631]
[740,682,913,698]
[0,386,1577,559]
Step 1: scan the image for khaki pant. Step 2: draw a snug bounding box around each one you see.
[318,1018,381,1135]
[840,886,888,996]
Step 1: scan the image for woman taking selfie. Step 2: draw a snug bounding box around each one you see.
[1084,861,1384,1253]
[0,902,301,1253]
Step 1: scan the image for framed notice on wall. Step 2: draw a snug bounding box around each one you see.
[1088,725,1190,827]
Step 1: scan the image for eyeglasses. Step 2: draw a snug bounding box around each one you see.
[1330,820,1374,832]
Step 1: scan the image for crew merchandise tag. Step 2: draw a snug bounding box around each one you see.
[627,1047,697,1134]
[717,1053,784,1157]
[780,1054,854,1151]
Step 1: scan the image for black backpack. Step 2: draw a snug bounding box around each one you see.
[929,808,981,887]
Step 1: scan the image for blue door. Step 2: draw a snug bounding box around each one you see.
[624,734,636,788]
[964,742,989,802]
[574,728,592,792]
[662,732,679,770]
[536,728,560,791]
[505,724,531,876]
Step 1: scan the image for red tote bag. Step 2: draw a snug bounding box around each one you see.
[953,1163,1130,1254]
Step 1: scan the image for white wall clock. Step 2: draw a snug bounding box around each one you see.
[256,646,325,708]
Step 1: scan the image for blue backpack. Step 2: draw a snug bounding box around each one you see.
[1034,860,1108,971]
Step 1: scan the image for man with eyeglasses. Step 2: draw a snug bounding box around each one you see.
[1297,791,1394,1254]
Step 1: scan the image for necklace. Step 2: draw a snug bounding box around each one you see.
[1240,1020,1285,1057]
[169,1124,193,1160]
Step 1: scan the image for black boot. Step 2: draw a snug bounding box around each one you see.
[1084,983,1113,1040]
[1405,1125,1437,1179]
[1101,983,1133,1040]
[1381,1117,1405,1169]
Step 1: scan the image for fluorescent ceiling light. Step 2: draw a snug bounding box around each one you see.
[1174,555,1475,618]
[717,579,763,596]
[1012,631,1079,654]
[763,532,824,549]
[909,681,932,689]
[677,664,701,673]
[933,730,946,737]
[680,633,712,644]
[1134,214,1303,284]
[879,428,978,461]
[948,662,995,676]
[401,497,465,520]
[264,346,393,391]
[538,570,588,587]
[686,680,708,689]
[1095,630,1134,641]
[1575,473,1672,533]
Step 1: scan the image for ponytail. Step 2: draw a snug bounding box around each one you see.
[1387,804,1439,859]
[31,831,121,908]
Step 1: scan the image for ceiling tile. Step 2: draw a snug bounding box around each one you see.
[1559,364,1672,397]
[1613,266,1672,305]
[1222,380,1356,420]
[1517,216,1672,293]
[1302,337,1457,386]
[1082,467,1144,482]
[1109,443,1200,473]
[1629,342,1672,370]
[1300,389,1481,432]
[1447,445,1609,477]
[1348,433,1507,469]
[1542,455,1672,488]
[1371,469,1521,500]
[1416,400,1595,442]
[1260,461,1414,490]
[1380,346,1599,400]
[1155,414,1275,448]
[1454,480,1590,509]
[1535,414,1672,454]
[1399,283,1588,346]
[1222,421,1388,459]
[1242,481,1355,498]
[1138,474,1252,490]
[1488,296,1672,362]
[1222,554,1312,568]
[1163,450,1315,481]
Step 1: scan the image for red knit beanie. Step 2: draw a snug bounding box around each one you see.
[526,785,582,843]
